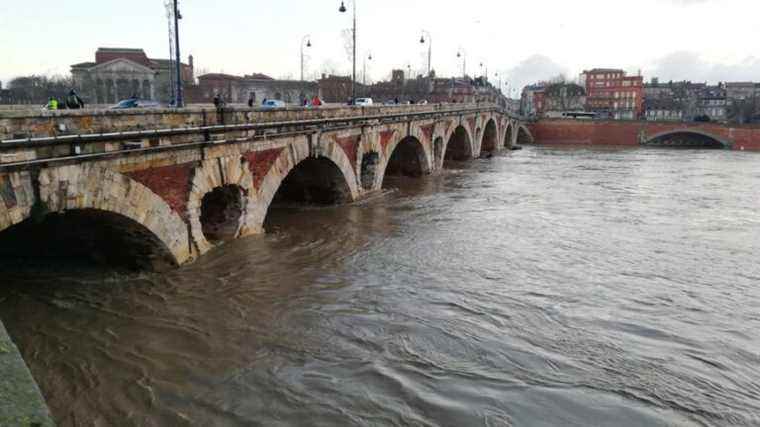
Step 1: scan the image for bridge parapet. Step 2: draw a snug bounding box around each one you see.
[0,103,509,142]
[0,105,507,167]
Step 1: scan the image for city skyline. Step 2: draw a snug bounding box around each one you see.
[2,0,760,92]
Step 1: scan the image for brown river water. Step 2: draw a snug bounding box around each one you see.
[1,146,759,426]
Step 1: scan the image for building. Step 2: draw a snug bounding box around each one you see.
[644,79,708,121]
[318,70,496,105]
[541,82,586,116]
[695,84,727,122]
[725,82,760,123]
[71,48,194,104]
[317,74,355,103]
[520,84,546,117]
[644,98,684,121]
[725,82,760,102]
[187,73,319,105]
[580,68,643,119]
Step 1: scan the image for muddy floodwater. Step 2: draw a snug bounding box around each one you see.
[1,146,759,426]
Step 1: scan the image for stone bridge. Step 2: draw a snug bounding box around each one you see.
[0,104,527,269]
[528,119,760,150]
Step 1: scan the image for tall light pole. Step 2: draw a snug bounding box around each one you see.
[300,35,311,82]
[419,30,432,77]
[339,1,357,101]
[457,49,467,79]
[173,0,183,107]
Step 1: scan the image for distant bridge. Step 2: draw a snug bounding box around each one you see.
[528,119,760,151]
[0,104,529,269]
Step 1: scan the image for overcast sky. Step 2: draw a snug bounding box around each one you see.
[2,0,759,94]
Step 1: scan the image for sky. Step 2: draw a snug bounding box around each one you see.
[2,0,759,95]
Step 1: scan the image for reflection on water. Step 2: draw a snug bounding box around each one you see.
[2,146,760,426]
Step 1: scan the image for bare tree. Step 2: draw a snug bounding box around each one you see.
[7,74,74,105]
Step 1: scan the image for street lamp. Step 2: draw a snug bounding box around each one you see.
[419,30,432,77]
[300,35,311,82]
[173,0,183,107]
[457,49,467,79]
[339,0,357,101]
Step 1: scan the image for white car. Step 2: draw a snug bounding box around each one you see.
[354,98,374,106]
[261,99,286,110]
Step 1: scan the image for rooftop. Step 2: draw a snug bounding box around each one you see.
[584,68,625,74]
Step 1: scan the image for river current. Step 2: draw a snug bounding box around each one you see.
[1,146,759,426]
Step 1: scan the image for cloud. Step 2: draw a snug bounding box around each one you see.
[647,51,760,83]
[505,55,569,93]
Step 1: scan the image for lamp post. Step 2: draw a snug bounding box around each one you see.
[339,1,357,101]
[363,52,372,96]
[300,35,311,82]
[457,49,467,79]
[173,0,183,107]
[419,30,432,77]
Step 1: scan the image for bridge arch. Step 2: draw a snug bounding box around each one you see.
[0,165,191,269]
[480,119,498,155]
[643,129,730,149]
[443,124,474,165]
[516,124,535,144]
[188,157,257,253]
[252,137,359,230]
[380,135,432,188]
[504,123,514,148]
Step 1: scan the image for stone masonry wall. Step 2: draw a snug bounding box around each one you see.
[0,104,466,141]
[529,119,760,150]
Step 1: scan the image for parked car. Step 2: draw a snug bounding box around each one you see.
[354,98,374,107]
[111,98,161,109]
[417,100,429,105]
[261,99,286,110]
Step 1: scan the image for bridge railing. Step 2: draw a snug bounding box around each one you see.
[0,104,504,169]
[0,103,508,141]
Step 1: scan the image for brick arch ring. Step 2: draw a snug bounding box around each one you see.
[248,135,361,228]
[34,164,192,265]
[187,156,257,255]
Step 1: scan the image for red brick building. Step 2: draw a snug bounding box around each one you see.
[580,68,643,120]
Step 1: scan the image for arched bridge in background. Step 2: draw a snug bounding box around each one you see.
[528,119,760,151]
[0,104,524,269]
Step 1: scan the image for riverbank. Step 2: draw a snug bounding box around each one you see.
[0,319,53,426]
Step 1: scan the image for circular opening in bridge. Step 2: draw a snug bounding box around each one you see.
[444,126,472,166]
[480,120,498,155]
[200,185,246,244]
[383,137,427,188]
[360,151,380,190]
[645,132,726,149]
[504,125,513,148]
[0,209,176,272]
